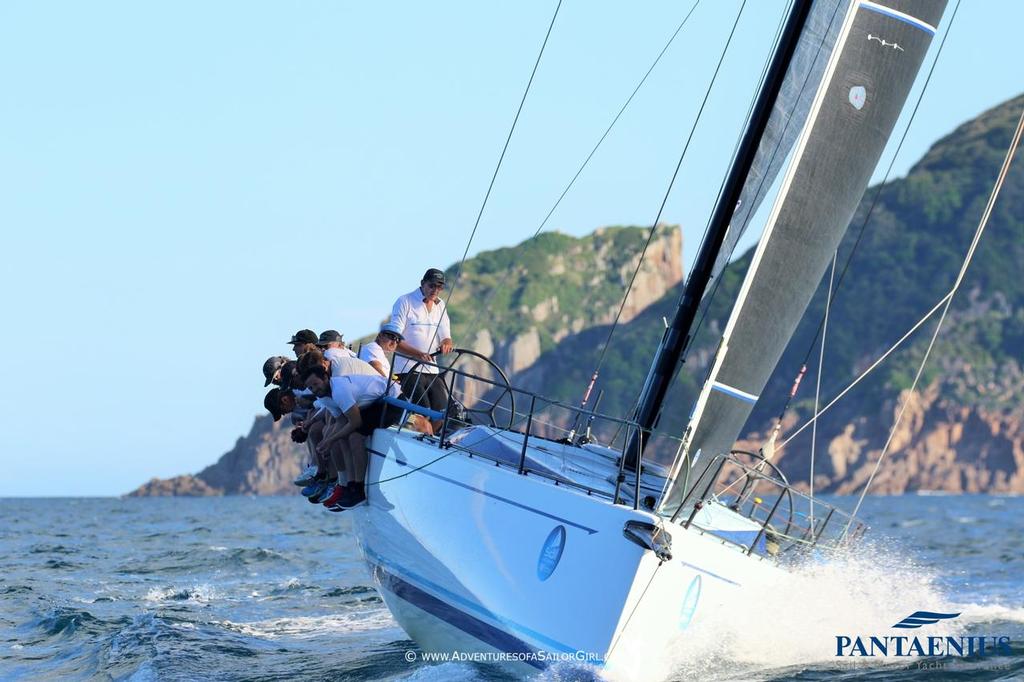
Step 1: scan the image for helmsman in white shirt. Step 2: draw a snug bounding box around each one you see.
[389,268,453,431]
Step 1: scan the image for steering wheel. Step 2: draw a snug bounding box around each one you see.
[729,449,797,542]
[406,348,516,430]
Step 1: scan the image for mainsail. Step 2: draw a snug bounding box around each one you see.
[660,0,947,514]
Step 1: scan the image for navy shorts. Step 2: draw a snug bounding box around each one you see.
[398,372,448,415]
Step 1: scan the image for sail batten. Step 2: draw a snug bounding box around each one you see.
[660,0,948,514]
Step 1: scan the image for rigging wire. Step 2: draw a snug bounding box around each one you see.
[844,101,1024,530]
[442,0,563,321]
[587,0,751,389]
[461,0,703,336]
[777,291,951,449]
[808,251,836,528]
[679,0,847,358]
[609,0,795,443]
[385,1,561,456]
[768,0,961,427]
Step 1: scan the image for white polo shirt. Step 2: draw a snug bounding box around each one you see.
[389,288,451,374]
[329,374,401,413]
[313,396,343,418]
[324,347,357,361]
[325,347,378,377]
[358,341,390,377]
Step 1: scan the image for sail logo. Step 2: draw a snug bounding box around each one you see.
[537,525,566,581]
[835,611,1013,658]
[849,86,866,110]
[867,34,904,52]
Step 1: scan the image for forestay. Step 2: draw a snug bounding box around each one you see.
[660,0,947,515]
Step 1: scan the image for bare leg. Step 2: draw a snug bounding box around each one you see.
[348,433,367,483]
[410,415,434,435]
[339,436,354,487]
[329,441,347,483]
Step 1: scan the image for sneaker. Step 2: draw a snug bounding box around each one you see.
[311,483,336,504]
[300,482,321,497]
[321,484,345,507]
[337,483,367,509]
[304,481,330,503]
[294,465,320,486]
[327,504,348,513]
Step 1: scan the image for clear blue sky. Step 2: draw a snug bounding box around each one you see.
[1,1,1020,496]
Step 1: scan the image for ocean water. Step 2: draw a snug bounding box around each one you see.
[0,495,1021,681]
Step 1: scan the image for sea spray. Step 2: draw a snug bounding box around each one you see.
[658,538,959,680]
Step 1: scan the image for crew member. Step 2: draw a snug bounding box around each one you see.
[389,268,453,431]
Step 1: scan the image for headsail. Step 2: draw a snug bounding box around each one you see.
[707,0,850,288]
[660,0,947,514]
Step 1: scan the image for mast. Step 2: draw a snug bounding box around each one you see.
[625,0,814,468]
[657,0,947,514]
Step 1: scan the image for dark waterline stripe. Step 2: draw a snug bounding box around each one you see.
[362,545,587,656]
[371,561,547,670]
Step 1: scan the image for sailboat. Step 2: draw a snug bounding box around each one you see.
[351,0,951,675]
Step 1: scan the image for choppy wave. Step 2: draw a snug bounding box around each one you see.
[216,610,397,639]
[34,605,130,638]
[143,584,221,604]
[956,603,1024,625]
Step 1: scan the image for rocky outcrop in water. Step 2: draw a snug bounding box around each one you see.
[128,416,304,497]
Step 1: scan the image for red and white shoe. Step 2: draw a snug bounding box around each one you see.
[321,484,345,508]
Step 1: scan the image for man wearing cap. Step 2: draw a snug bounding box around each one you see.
[288,329,319,358]
[264,387,296,423]
[318,329,358,360]
[389,268,453,431]
[262,356,289,387]
[359,322,403,378]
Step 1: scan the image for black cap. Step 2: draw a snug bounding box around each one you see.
[288,329,318,345]
[262,355,289,387]
[264,387,284,421]
[422,268,446,285]
[317,329,344,346]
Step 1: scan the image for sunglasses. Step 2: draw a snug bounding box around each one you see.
[381,332,401,341]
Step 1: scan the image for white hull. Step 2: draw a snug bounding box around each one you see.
[353,427,785,677]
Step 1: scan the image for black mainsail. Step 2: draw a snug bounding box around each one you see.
[659,0,947,513]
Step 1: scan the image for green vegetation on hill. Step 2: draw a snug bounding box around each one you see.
[441,225,680,367]
[764,94,1024,424]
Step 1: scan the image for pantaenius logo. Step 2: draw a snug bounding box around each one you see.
[836,611,1012,658]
